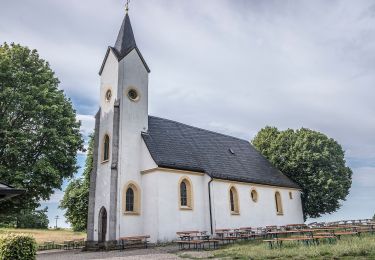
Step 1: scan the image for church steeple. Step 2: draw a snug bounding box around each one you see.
[114,13,137,60]
[99,11,150,75]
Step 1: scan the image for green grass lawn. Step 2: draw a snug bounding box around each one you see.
[213,235,375,259]
[0,228,86,245]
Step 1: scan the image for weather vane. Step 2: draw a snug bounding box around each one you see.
[125,0,130,13]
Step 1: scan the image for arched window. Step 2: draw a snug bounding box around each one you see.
[289,191,293,199]
[180,181,187,206]
[275,191,283,215]
[178,177,193,209]
[123,182,140,214]
[229,186,239,214]
[126,187,134,212]
[103,134,110,162]
[250,189,258,202]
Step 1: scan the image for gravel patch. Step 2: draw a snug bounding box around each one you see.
[37,245,187,260]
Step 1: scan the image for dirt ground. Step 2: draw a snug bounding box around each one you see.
[37,245,215,260]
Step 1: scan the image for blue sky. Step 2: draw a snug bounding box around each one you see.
[1,0,375,227]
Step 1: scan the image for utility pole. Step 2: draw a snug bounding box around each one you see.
[54,215,59,229]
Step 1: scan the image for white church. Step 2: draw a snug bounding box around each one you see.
[86,10,304,247]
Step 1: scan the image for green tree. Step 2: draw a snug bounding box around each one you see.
[252,127,352,219]
[60,133,94,231]
[0,43,83,217]
[0,207,49,229]
[17,207,49,229]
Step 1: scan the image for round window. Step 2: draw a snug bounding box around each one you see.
[127,89,139,101]
[105,89,112,102]
[251,189,258,202]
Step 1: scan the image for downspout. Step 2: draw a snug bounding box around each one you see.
[208,176,214,235]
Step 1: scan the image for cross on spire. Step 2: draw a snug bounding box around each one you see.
[125,0,130,13]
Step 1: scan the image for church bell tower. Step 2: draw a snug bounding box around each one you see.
[87,5,150,247]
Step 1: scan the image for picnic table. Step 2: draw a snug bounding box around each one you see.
[176,231,219,250]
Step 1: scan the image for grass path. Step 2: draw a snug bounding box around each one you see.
[212,235,375,259]
[0,228,85,245]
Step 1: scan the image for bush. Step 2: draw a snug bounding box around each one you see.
[0,233,36,260]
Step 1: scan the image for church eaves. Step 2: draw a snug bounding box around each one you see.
[99,13,150,75]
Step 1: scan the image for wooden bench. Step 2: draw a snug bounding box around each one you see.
[334,231,358,239]
[263,237,313,248]
[175,240,202,250]
[357,227,374,234]
[266,225,278,232]
[119,235,150,249]
[264,235,336,249]
[175,239,220,250]
[237,227,254,239]
[311,235,337,244]
[55,240,74,250]
[73,238,85,248]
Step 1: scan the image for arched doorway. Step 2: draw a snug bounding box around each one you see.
[98,207,107,243]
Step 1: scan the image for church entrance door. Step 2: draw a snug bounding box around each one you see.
[98,207,107,243]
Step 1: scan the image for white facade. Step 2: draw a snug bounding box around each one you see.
[89,13,304,245]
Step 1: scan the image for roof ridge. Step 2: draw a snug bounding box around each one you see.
[148,115,251,144]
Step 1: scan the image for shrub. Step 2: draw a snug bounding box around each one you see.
[0,233,36,260]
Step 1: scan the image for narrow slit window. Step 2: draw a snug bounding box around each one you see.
[230,189,235,211]
[103,135,110,161]
[275,191,283,215]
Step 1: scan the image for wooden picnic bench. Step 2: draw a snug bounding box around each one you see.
[215,229,239,243]
[38,241,54,250]
[175,231,219,250]
[119,235,150,249]
[175,239,220,250]
[264,235,336,249]
[55,240,74,250]
[73,238,85,248]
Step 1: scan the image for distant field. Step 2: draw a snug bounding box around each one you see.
[0,228,86,245]
[213,234,375,259]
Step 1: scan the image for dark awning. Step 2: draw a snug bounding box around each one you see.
[0,182,25,201]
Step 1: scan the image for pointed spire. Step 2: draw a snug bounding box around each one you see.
[114,13,137,59]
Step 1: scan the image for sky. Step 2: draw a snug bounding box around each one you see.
[1,0,374,227]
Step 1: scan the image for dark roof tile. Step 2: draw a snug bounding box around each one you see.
[142,116,300,189]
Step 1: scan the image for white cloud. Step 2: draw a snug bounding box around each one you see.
[352,167,375,188]
[41,189,64,204]
[77,114,95,137]
[3,0,375,221]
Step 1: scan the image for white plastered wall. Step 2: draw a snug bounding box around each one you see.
[142,170,210,243]
[93,49,119,241]
[211,180,304,229]
[116,49,149,239]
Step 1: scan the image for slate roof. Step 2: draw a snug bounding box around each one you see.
[114,13,137,60]
[99,13,150,75]
[142,116,300,189]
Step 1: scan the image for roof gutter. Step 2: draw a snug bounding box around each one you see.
[208,176,214,235]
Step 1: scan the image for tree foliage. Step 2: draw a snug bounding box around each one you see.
[17,207,49,229]
[0,234,37,260]
[0,43,83,215]
[252,126,352,219]
[60,133,94,231]
[0,207,49,229]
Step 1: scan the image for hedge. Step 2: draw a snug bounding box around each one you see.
[0,233,36,260]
